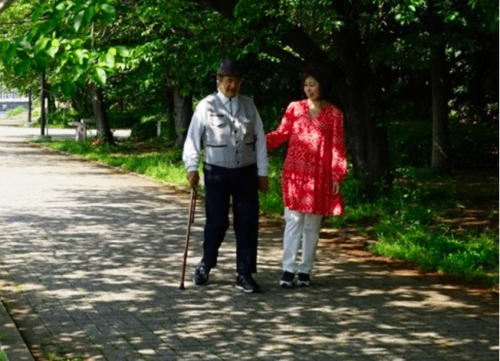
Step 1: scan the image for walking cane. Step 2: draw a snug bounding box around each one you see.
[180,188,197,290]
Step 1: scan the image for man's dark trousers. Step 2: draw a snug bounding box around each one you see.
[202,163,259,275]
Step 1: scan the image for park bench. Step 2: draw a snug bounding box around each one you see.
[69,119,95,141]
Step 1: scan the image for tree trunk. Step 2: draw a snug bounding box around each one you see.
[335,19,391,191]
[429,1,450,174]
[89,83,115,145]
[340,78,391,190]
[164,84,174,139]
[164,83,174,115]
[430,44,450,173]
[27,88,32,123]
[48,89,56,113]
[173,87,192,147]
[71,88,87,115]
[40,71,46,136]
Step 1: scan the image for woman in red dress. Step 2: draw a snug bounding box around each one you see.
[266,68,347,287]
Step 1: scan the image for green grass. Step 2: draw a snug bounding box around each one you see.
[6,106,27,117]
[372,219,498,285]
[35,137,499,288]
[324,168,498,287]
[42,341,83,361]
[259,153,286,217]
[358,171,498,287]
[0,329,8,361]
[48,353,83,361]
[38,138,190,186]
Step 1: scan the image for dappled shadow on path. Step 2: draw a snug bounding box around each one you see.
[0,140,498,361]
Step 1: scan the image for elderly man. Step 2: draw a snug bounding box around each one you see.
[182,58,268,293]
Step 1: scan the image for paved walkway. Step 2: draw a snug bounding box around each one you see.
[0,124,498,361]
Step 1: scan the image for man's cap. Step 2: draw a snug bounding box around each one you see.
[216,58,244,78]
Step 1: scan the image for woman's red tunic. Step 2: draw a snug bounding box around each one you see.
[266,100,347,216]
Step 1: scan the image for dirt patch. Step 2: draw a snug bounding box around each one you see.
[320,227,498,298]
[438,170,499,232]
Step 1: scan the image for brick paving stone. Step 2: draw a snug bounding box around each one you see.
[0,127,498,361]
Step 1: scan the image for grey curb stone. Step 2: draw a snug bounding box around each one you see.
[0,298,35,361]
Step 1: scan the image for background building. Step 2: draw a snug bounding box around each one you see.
[0,85,29,112]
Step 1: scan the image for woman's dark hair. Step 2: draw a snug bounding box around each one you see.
[301,67,332,100]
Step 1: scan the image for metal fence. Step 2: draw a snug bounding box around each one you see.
[0,86,29,111]
[0,86,28,100]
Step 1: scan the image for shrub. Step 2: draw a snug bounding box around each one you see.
[388,121,499,170]
[6,105,27,117]
[387,121,432,168]
[107,111,141,129]
[130,120,157,141]
[450,123,498,169]
[49,108,80,127]
[130,115,176,141]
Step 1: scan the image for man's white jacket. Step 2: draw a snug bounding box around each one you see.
[183,91,267,177]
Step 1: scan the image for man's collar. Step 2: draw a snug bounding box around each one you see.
[217,90,238,103]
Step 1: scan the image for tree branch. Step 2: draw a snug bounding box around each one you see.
[0,0,17,13]
[196,0,237,19]
[263,46,305,71]
[281,27,329,66]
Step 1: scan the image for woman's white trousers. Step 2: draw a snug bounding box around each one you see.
[282,207,322,274]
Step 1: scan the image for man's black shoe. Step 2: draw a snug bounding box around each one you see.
[235,274,260,293]
[192,262,210,285]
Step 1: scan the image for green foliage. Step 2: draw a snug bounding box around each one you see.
[48,108,80,127]
[0,0,130,97]
[450,123,499,169]
[259,152,286,217]
[106,112,141,130]
[6,105,27,117]
[468,0,499,31]
[368,173,497,285]
[388,121,499,169]
[326,167,499,287]
[1,0,497,235]
[387,122,432,168]
[372,223,499,285]
[327,167,455,227]
[130,116,176,142]
[130,120,159,141]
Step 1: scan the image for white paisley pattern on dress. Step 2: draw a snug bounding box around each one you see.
[266,100,347,216]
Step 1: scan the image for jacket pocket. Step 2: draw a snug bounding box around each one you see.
[210,115,226,127]
[206,116,229,146]
[205,144,228,163]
